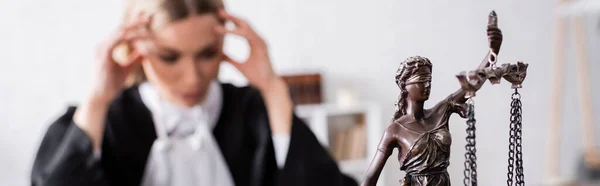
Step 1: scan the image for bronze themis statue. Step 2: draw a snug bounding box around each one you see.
[361,11,528,186]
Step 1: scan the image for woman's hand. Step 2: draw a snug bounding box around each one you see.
[90,15,151,104]
[74,15,152,149]
[215,10,292,135]
[215,10,278,92]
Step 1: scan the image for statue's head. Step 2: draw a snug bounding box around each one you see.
[393,56,433,118]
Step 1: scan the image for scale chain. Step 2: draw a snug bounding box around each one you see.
[464,99,477,186]
[507,89,524,186]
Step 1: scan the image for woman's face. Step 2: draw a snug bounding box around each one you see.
[404,66,432,101]
[140,14,224,107]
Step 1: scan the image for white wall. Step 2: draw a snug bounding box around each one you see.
[1,0,597,185]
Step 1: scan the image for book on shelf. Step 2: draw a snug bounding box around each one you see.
[281,73,322,105]
[331,123,366,161]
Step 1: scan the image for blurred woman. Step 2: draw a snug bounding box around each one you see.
[30,0,356,185]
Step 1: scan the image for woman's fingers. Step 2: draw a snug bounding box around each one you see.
[214,13,250,38]
[218,10,247,28]
[125,32,155,53]
[216,10,264,44]
[214,23,268,62]
[214,24,267,57]
[111,32,153,66]
[123,29,154,42]
[123,14,153,41]
[101,14,155,71]
[217,10,271,76]
[123,51,144,72]
[104,15,152,58]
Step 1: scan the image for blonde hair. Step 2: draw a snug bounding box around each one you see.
[121,0,224,86]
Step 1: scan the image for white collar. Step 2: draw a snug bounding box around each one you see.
[138,81,223,137]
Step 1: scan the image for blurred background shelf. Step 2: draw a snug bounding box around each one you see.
[294,101,384,184]
[546,0,600,185]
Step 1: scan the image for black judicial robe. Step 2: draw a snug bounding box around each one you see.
[31,83,358,186]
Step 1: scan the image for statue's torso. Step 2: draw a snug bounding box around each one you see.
[395,108,453,171]
[388,96,466,185]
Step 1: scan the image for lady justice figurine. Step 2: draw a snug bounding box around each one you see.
[361,11,528,186]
